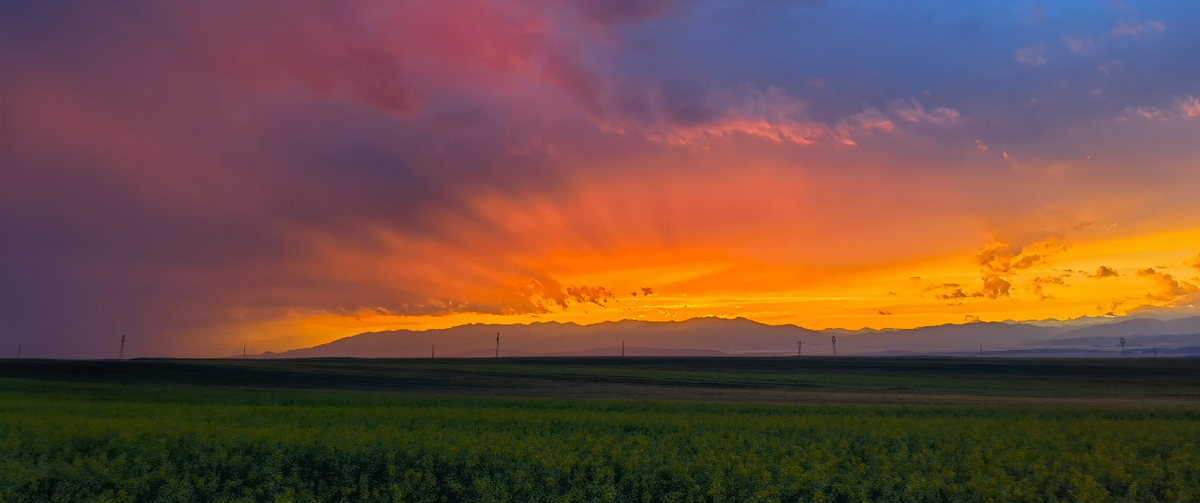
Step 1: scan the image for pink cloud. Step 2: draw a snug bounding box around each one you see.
[599,88,968,149]
[1097,60,1124,75]
[1016,44,1047,66]
[599,83,899,146]
[1063,36,1095,54]
[1118,98,1200,122]
[655,118,833,145]
[1111,19,1167,36]
[1178,96,1200,119]
[601,84,836,145]
[847,108,896,134]
[887,98,961,125]
[1121,106,1164,121]
[146,0,638,121]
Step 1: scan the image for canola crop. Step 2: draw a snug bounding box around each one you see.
[1,380,1199,503]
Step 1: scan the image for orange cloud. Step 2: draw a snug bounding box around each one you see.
[928,284,982,301]
[981,276,1013,299]
[1031,275,1068,301]
[971,238,1068,299]
[565,285,616,306]
[1135,268,1199,305]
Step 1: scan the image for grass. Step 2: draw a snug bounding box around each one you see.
[2,358,1200,502]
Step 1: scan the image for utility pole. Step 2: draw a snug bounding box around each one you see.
[243,345,247,359]
[432,344,435,359]
[1120,337,1125,356]
[831,335,837,357]
[798,340,802,357]
[119,334,126,360]
[495,332,499,358]
[621,340,625,357]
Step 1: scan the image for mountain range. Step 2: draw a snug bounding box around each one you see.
[259,315,1200,358]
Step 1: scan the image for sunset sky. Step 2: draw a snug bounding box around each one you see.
[3,0,1200,357]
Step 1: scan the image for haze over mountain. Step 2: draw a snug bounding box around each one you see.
[1056,316,1200,339]
[261,315,1200,359]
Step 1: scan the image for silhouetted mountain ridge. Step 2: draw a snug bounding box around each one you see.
[260,315,1200,358]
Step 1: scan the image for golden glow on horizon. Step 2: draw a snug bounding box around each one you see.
[232,226,1200,353]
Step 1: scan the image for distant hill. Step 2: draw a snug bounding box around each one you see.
[264,318,821,358]
[1056,316,1200,339]
[258,315,1182,358]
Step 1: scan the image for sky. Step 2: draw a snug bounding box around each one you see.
[3,0,1200,358]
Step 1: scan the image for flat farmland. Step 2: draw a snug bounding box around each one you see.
[2,358,1200,502]
[3,357,1200,406]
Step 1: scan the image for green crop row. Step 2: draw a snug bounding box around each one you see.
[1,379,1199,503]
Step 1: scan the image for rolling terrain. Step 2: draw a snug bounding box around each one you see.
[260,315,1200,359]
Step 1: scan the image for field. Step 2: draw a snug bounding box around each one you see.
[2,357,1200,502]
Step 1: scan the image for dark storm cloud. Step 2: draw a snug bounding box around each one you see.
[0,0,623,356]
